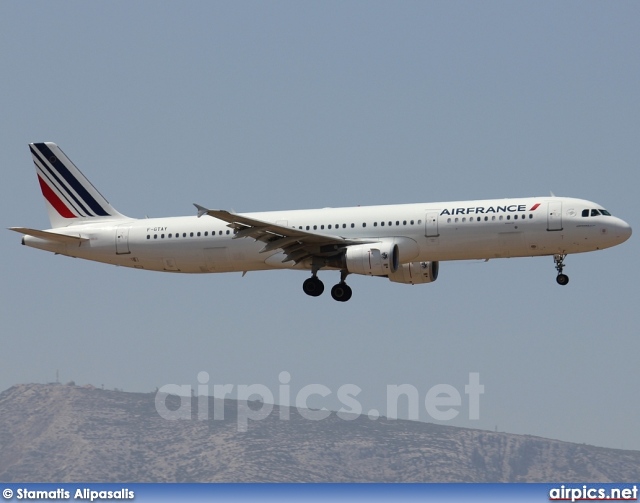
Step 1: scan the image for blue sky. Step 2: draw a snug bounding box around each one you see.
[1,1,638,451]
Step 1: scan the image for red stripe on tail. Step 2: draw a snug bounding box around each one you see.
[38,175,76,218]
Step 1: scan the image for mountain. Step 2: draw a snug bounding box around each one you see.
[0,383,637,482]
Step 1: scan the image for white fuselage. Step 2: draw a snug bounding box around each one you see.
[23,196,632,275]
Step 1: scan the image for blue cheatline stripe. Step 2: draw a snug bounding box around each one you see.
[32,143,111,217]
[30,147,90,217]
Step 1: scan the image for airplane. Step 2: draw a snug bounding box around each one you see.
[10,142,632,302]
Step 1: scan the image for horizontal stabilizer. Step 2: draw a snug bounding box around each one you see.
[8,227,88,243]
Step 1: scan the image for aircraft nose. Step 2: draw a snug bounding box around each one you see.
[615,219,632,243]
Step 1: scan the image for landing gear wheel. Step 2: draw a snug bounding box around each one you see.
[331,283,352,302]
[303,277,324,297]
[556,274,569,286]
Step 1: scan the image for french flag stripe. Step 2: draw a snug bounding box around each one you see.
[32,143,110,217]
[30,145,93,217]
[33,158,87,217]
[37,175,76,218]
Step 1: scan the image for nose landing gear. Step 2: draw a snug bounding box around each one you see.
[554,254,569,286]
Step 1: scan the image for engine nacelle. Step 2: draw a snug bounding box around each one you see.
[388,261,439,285]
[345,242,399,276]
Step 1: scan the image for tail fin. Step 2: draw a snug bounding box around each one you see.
[29,142,127,228]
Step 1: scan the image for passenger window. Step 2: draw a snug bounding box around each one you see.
[529,214,533,219]
[381,221,385,226]
[477,217,481,222]
[514,215,518,220]
[154,234,157,239]
[328,225,332,229]
[313,225,317,230]
[396,221,400,226]
[418,220,422,224]
[197,232,201,237]
[484,216,488,221]
[410,220,414,225]
[321,225,324,229]
[374,222,377,227]
[362,223,366,227]
[403,220,407,225]
[226,230,230,235]
[147,235,150,239]
[506,216,510,220]
[351,223,355,228]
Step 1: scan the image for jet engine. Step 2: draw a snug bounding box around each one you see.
[344,242,399,276]
[388,261,439,285]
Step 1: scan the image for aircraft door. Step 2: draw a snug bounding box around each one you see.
[547,202,563,231]
[425,211,440,237]
[115,225,131,254]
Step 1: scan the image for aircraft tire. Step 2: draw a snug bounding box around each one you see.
[331,283,352,302]
[303,277,324,297]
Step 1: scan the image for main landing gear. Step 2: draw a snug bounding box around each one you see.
[554,254,569,286]
[303,270,352,302]
[302,275,324,297]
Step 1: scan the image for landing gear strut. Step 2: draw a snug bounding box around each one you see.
[554,254,569,286]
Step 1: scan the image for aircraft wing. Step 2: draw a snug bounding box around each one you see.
[194,204,370,264]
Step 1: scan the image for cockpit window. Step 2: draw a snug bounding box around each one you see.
[582,208,612,217]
